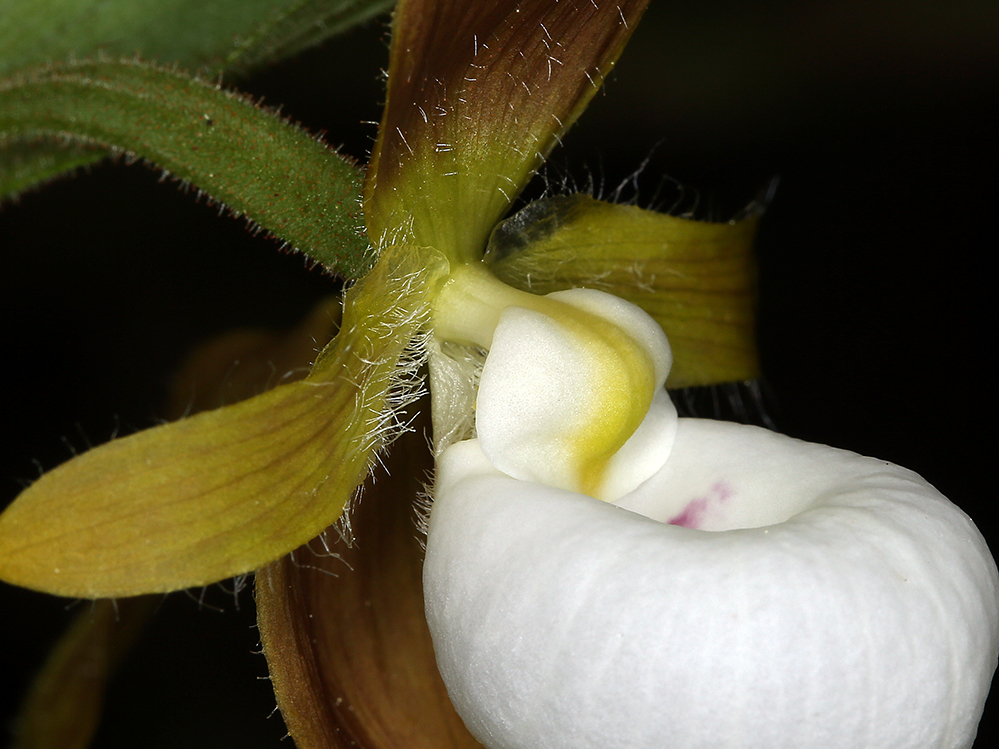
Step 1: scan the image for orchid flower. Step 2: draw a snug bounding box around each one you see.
[0,1,994,748]
[0,0,752,597]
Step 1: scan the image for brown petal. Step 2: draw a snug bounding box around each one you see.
[257,412,483,749]
[365,0,651,262]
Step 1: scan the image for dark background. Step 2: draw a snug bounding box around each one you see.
[2,1,996,746]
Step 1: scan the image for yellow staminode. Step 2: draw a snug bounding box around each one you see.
[433,262,668,498]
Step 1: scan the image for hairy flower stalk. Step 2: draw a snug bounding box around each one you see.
[425,281,999,749]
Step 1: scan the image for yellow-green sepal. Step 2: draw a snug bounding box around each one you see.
[364,0,650,262]
[485,194,759,388]
[0,245,447,598]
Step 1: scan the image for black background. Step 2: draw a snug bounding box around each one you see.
[1,1,996,746]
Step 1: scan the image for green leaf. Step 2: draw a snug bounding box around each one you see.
[365,0,651,263]
[0,0,394,204]
[0,0,273,77]
[165,296,343,418]
[0,139,104,203]
[0,60,370,277]
[0,0,392,79]
[0,245,448,598]
[485,194,760,388]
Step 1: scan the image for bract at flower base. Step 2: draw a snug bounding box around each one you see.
[424,286,999,749]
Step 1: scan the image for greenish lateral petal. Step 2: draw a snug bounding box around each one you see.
[0,140,105,203]
[0,60,369,277]
[485,194,759,388]
[0,245,448,598]
[365,0,650,263]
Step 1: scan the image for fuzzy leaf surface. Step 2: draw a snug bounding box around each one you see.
[0,0,393,203]
[0,60,369,276]
[0,0,393,78]
[486,194,759,387]
[0,246,447,598]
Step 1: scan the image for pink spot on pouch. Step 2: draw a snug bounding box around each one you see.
[668,482,733,529]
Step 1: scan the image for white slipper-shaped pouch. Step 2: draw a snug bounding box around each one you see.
[425,287,999,749]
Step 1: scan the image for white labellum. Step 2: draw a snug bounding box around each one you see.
[426,429,998,749]
[425,287,999,749]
